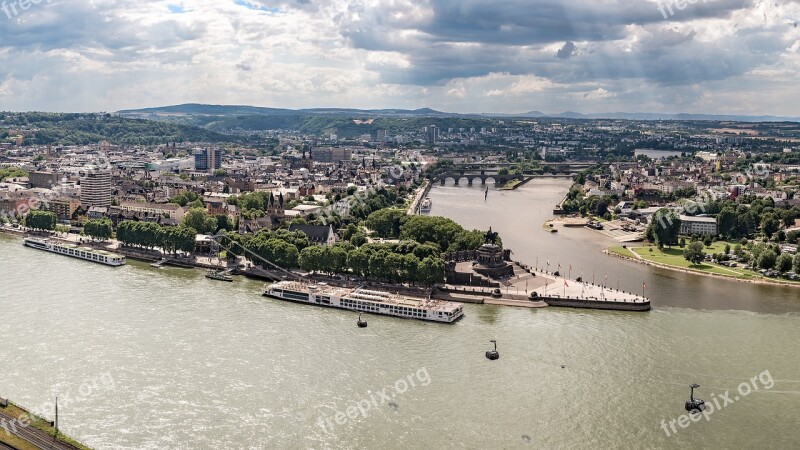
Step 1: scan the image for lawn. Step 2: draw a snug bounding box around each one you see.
[608,242,799,283]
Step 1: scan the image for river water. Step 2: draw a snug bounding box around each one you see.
[1,179,799,449]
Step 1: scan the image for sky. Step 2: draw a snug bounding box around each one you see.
[0,0,799,115]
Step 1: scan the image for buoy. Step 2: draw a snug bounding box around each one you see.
[357,313,368,328]
[485,339,500,360]
[684,383,705,414]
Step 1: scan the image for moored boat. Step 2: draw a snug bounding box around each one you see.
[23,237,125,267]
[263,281,464,323]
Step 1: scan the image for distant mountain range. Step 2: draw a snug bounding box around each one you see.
[118,104,455,118]
[117,103,800,123]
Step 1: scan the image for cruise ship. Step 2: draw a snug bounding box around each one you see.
[263,281,464,323]
[23,238,126,267]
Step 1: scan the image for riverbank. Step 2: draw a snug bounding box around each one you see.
[606,245,800,288]
[0,398,90,450]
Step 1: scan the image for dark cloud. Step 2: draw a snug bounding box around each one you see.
[556,42,576,59]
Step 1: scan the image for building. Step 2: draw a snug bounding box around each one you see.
[425,125,439,144]
[194,148,223,172]
[310,147,353,163]
[80,170,112,208]
[43,197,82,221]
[119,201,187,221]
[29,171,62,189]
[288,223,336,246]
[679,215,718,236]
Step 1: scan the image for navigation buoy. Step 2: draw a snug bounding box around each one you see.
[357,313,368,328]
[485,339,500,360]
[684,383,705,414]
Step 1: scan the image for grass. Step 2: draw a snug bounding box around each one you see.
[0,403,92,450]
[0,432,40,450]
[609,242,800,284]
[501,179,522,190]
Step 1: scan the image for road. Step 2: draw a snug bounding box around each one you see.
[0,409,79,450]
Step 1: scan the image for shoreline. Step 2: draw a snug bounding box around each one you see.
[604,247,800,289]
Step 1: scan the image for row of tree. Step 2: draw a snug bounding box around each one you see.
[116,220,197,254]
[297,243,445,285]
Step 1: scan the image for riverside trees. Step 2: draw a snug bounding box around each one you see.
[84,219,113,241]
[24,210,57,231]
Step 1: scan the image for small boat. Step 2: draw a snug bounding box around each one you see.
[485,339,499,360]
[420,197,432,212]
[550,229,558,233]
[357,313,368,328]
[206,269,233,282]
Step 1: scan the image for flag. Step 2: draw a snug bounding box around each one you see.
[643,282,647,289]
[564,280,569,287]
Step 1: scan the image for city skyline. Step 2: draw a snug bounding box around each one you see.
[1,0,799,115]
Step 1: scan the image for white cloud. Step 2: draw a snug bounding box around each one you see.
[0,0,798,115]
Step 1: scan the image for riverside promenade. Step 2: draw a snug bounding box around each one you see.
[440,261,650,311]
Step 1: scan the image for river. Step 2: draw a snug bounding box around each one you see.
[0,179,798,449]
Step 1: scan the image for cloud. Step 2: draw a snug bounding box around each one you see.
[556,41,577,59]
[0,0,798,115]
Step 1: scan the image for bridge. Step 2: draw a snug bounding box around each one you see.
[435,170,522,186]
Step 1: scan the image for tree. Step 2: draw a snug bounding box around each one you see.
[793,254,800,274]
[366,209,407,238]
[400,216,468,251]
[84,219,112,241]
[758,249,777,270]
[776,253,793,273]
[647,209,681,248]
[418,257,445,286]
[716,207,737,238]
[683,241,706,266]
[182,208,217,234]
[761,213,780,239]
[703,236,713,247]
[350,232,368,247]
[25,210,57,231]
[724,243,731,255]
[347,248,371,277]
[299,246,324,273]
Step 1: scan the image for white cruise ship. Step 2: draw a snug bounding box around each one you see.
[23,238,126,267]
[263,281,464,323]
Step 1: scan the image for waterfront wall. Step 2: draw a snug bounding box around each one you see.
[543,297,651,312]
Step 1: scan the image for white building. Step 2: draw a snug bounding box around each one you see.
[679,215,717,236]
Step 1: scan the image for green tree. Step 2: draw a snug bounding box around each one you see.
[418,257,445,286]
[350,232,368,247]
[716,207,737,238]
[84,219,112,241]
[761,213,780,239]
[776,253,793,273]
[299,246,324,273]
[683,241,706,266]
[646,209,681,248]
[25,210,57,231]
[182,208,218,234]
[366,208,407,238]
[758,249,777,270]
[793,254,800,274]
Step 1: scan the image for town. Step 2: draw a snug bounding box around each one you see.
[2,111,800,285]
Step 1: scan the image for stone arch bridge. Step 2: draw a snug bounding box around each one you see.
[436,170,522,186]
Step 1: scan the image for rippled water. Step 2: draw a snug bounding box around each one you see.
[1,179,799,449]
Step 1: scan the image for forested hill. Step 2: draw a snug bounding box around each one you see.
[0,112,235,146]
